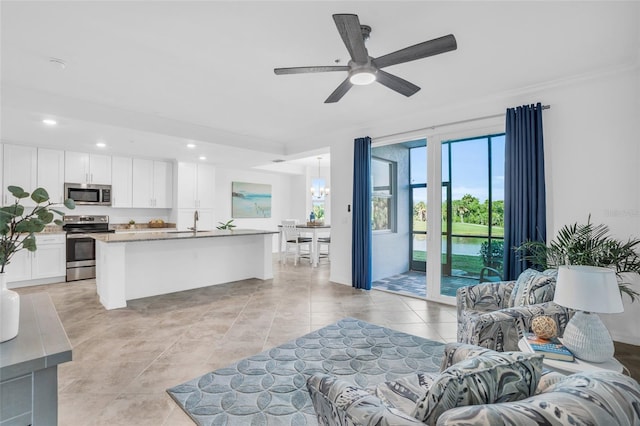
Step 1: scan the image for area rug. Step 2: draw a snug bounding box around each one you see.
[167,317,445,426]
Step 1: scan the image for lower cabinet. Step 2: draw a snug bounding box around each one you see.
[177,209,215,231]
[6,234,66,285]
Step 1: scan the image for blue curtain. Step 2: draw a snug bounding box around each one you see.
[352,137,372,290]
[503,103,546,280]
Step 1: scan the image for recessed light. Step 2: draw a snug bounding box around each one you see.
[42,119,57,126]
[187,143,196,149]
[199,156,207,160]
[96,142,106,148]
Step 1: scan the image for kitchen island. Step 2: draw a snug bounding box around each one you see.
[93,229,277,310]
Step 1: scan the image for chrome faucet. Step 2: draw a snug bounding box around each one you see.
[188,210,199,232]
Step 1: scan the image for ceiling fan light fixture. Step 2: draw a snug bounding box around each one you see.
[349,70,376,85]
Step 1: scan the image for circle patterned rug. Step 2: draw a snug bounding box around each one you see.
[167,317,444,425]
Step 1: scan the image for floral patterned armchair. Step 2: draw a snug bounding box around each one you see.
[306,342,640,426]
[457,269,573,351]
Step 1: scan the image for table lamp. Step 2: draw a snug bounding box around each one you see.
[554,265,624,362]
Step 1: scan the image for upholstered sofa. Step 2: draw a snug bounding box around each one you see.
[307,342,640,426]
[457,268,573,351]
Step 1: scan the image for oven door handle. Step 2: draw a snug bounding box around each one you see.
[66,233,95,239]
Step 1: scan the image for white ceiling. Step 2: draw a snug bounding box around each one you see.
[1,1,638,172]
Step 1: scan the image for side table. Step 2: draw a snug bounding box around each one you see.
[0,292,72,426]
[518,337,623,375]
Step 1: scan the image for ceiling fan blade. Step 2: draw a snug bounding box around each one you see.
[274,66,349,75]
[333,14,369,63]
[373,34,457,69]
[376,70,420,97]
[325,78,353,103]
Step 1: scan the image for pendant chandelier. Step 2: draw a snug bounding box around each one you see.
[310,157,330,198]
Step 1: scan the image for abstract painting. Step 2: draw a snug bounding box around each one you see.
[232,182,272,218]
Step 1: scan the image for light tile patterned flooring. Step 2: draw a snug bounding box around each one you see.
[14,258,458,425]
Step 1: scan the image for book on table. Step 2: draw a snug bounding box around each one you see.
[523,332,575,362]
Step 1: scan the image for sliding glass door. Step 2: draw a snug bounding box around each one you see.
[439,134,505,297]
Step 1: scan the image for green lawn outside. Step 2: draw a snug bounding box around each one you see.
[412,219,504,237]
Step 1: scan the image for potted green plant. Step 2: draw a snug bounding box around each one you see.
[0,186,75,342]
[516,216,640,302]
[216,219,236,230]
[128,219,136,229]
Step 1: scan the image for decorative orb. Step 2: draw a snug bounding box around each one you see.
[531,315,558,339]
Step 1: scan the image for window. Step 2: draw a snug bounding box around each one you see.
[371,157,396,231]
[311,178,327,221]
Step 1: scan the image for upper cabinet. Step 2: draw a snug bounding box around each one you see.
[64,152,111,185]
[177,162,215,209]
[111,156,133,208]
[132,159,173,208]
[37,148,65,204]
[3,144,37,206]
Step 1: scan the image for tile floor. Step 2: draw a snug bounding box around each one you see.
[15,258,458,425]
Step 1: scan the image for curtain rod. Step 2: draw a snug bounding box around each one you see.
[375,104,551,140]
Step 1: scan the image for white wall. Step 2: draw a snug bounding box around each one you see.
[328,65,640,344]
[328,140,354,286]
[213,167,301,252]
[371,144,411,281]
[68,205,172,226]
[539,67,640,345]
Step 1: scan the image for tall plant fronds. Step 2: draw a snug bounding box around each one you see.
[516,216,640,302]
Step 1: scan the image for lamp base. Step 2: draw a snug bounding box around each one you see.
[562,311,614,363]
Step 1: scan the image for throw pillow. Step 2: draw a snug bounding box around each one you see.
[411,351,543,425]
[509,268,557,307]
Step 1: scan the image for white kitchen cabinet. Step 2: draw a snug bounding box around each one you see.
[177,208,215,231]
[31,235,67,279]
[3,144,37,206]
[132,159,172,208]
[177,162,215,209]
[111,156,133,208]
[64,151,112,184]
[37,148,65,204]
[5,234,66,285]
[5,250,31,283]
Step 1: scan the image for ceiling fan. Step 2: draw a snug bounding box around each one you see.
[274,14,457,103]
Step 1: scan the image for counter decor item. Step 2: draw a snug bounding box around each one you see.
[216,219,236,230]
[0,185,75,342]
[148,219,165,228]
[128,219,136,229]
[306,220,325,226]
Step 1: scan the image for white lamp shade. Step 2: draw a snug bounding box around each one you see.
[554,265,623,313]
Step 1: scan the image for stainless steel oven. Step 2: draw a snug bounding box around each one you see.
[63,215,114,281]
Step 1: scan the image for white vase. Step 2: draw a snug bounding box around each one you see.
[0,273,20,342]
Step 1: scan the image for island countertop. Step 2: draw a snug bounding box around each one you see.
[92,228,277,243]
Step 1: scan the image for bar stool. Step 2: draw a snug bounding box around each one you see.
[281,220,312,265]
[317,235,331,262]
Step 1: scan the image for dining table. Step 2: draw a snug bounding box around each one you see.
[278,223,331,267]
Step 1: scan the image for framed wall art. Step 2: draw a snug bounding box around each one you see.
[231,182,272,218]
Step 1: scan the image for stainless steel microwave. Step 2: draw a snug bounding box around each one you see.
[64,183,112,206]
